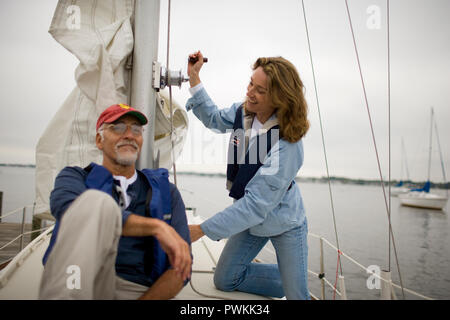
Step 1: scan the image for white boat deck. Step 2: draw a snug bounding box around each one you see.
[176,212,272,300]
[0,226,51,299]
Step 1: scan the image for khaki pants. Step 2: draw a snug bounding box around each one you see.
[39,190,148,299]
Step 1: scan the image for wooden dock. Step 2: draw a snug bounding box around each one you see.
[0,223,32,265]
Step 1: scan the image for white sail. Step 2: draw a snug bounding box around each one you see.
[34,0,188,215]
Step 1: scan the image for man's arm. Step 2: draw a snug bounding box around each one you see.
[122,213,165,236]
[122,183,192,284]
[50,167,87,220]
[138,184,192,299]
[125,183,192,292]
[122,214,191,282]
[138,269,184,300]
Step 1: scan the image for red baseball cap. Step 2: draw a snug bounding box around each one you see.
[96,103,148,131]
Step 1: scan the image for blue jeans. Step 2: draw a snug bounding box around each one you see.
[213,219,310,300]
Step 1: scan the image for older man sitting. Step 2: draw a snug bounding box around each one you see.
[39,103,191,300]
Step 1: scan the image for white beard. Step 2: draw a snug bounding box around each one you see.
[114,140,139,166]
[115,151,138,166]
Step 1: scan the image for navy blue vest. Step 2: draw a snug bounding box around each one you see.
[43,163,172,284]
[226,106,280,200]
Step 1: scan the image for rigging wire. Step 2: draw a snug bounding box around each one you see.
[343,0,405,298]
[166,0,178,185]
[433,113,448,196]
[300,0,344,276]
[387,0,392,273]
[427,108,434,182]
[401,137,411,182]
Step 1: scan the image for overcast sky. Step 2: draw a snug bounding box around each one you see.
[0,0,449,181]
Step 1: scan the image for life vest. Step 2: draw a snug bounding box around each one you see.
[43,163,172,283]
[226,105,280,200]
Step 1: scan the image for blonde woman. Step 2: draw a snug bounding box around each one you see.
[187,51,310,300]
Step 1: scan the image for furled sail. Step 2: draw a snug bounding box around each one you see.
[34,0,188,215]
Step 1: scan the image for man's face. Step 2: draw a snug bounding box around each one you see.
[96,115,144,167]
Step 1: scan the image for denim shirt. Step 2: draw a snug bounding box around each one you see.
[186,87,306,239]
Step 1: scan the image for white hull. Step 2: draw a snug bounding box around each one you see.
[390,187,410,196]
[398,192,448,210]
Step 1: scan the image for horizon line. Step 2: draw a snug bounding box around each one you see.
[0,163,448,185]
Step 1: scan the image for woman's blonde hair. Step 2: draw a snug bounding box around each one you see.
[249,57,310,143]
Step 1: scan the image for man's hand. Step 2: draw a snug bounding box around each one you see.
[122,214,191,281]
[138,269,184,300]
[153,221,192,281]
[189,224,205,243]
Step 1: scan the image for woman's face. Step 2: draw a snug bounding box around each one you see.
[246,67,275,119]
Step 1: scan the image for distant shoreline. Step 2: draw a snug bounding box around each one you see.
[0,163,36,168]
[1,163,448,189]
[175,171,449,190]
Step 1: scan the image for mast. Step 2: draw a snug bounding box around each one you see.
[399,138,404,182]
[401,137,411,182]
[132,0,161,170]
[434,115,447,186]
[427,107,434,182]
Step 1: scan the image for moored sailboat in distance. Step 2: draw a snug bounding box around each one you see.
[398,181,448,210]
[391,181,411,196]
[391,138,412,196]
[398,108,448,210]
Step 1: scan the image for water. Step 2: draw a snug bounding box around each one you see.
[0,166,35,223]
[0,167,448,299]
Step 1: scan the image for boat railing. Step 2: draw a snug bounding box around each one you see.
[0,205,53,259]
[305,232,434,300]
[0,205,33,221]
[0,205,32,254]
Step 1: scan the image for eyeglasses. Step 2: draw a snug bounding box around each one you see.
[102,122,144,137]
